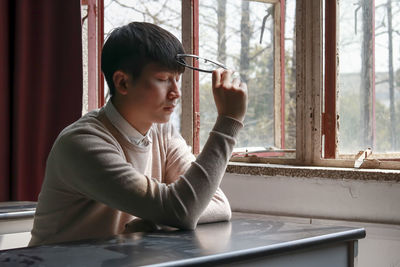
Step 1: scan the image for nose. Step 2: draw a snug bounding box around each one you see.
[168,79,181,100]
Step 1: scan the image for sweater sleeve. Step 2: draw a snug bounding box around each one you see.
[164,124,232,224]
[55,116,242,230]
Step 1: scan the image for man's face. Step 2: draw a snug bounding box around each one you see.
[123,63,181,127]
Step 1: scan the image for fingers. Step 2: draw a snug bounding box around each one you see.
[213,68,239,90]
[221,69,234,88]
[232,78,241,89]
[212,68,224,89]
[239,80,248,93]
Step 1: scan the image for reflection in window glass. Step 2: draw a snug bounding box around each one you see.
[199,0,296,156]
[338,0,400,154]
[103,0,182,130]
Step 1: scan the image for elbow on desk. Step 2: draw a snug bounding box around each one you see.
[174,216,198,230]
[174,207,232,230]
[225,206,232,221]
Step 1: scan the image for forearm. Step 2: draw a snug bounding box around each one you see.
[124,188,231,233]
[164,116,241,228]
[197,187,232,224]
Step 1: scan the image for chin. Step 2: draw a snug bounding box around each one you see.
[153,115,171,124]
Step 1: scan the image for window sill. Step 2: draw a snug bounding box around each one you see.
[226,162,400,182]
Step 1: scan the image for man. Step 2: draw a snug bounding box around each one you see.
[29,22,247,246]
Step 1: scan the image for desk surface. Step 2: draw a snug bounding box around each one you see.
[0,201,36,220]
[0,213,365,266]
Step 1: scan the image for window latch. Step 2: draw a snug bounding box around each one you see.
[354,148,372,168]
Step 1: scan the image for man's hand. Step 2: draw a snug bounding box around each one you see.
[212,69,248,122]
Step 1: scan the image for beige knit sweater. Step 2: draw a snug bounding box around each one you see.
[29,106,242,246]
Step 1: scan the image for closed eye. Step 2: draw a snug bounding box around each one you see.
[157,78,168,82]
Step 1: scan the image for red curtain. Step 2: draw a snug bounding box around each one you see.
[0,1,83,201]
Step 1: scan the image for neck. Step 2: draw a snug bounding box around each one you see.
[111,97,151,135]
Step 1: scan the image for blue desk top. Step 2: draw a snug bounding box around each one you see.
[0,213,365,266]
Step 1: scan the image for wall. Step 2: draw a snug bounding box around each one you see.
[221,171,400,267]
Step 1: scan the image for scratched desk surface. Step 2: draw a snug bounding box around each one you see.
[0,213,365,266]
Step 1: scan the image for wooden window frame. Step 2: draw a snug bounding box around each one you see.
[230,0,400,170]
[82,0,104,111]
[322,0,400,169]
[181,0,200,154]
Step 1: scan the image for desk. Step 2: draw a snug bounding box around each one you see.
[0,213,365,266]
[0,201,36,221]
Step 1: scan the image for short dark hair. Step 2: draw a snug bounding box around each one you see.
[101,22,185,96]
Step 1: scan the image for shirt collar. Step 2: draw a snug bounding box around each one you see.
[104,100,152,147]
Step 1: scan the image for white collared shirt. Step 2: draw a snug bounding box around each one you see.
[104,101,152,147]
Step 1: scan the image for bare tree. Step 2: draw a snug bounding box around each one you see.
[240,1,250,84]
[110,0,181,33]
[360,0,374,148]
[217,0,227,64]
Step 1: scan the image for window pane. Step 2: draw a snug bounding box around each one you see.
[338,0,400,155]
[103,0,182,131]
[375,0,400,153]
[199,0,296,156]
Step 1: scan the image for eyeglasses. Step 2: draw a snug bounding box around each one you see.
[176,54,227,73]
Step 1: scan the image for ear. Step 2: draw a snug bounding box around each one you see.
[113,70,130,95]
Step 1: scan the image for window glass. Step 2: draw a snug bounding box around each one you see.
[338,0,400,155]
[199,0,296,156]
[103,0,182,131]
